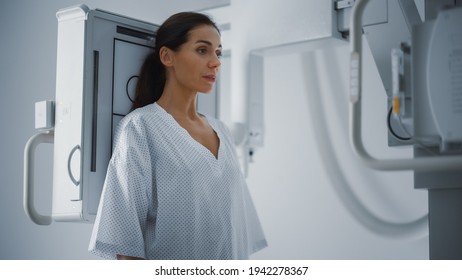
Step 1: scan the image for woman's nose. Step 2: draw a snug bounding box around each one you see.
[209,55,221,69]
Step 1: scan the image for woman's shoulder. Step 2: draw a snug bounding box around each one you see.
[114,104,163,136]
[120,104,162,126]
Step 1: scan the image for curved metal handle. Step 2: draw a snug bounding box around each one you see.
[23,131,54,225]
[67,145,81,186]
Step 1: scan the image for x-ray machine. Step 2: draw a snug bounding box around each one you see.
[24,1,462,259]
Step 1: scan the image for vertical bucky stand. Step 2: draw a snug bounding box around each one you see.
[23,4,158,225]
[350,0,462,259]
[412,4,462,260]
[427,189,462,259]
[415,160,462,259]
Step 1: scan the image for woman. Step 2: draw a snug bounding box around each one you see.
[89,11,267,260]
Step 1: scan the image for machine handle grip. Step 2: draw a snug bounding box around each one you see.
[67,145,81,186]
[23,131,54,225]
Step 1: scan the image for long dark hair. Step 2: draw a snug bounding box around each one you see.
[131,12,220,110]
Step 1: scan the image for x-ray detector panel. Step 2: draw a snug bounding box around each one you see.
[52,5,157,223]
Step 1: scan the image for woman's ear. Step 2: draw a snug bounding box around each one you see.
[159,46,174,67]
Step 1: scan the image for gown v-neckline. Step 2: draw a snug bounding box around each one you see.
[154,103,222,161]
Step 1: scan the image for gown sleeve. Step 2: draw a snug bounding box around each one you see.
[88,117,153,259]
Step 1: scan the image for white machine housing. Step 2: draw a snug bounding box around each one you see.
[52,5,158,222]
[413,6,462,152]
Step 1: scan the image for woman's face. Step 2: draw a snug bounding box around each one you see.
[166,24,222,94]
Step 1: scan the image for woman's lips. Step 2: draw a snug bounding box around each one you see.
[203,74,216,83]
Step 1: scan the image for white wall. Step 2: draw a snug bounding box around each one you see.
[0,0,428,259]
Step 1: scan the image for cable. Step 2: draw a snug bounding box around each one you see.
[387,107,411,141]
[391,106,448,155]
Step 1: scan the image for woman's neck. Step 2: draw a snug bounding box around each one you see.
[156,83,199,121]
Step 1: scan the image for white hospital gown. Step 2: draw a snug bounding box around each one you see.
[88,103,267,259]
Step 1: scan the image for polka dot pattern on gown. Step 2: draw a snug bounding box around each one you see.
[88,103,267,260]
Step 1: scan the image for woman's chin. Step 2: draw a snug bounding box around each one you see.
[197,87,214,94]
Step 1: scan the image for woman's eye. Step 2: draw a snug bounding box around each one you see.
[197,48,207,54]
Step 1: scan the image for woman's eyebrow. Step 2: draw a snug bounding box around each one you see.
[195,40,222,48]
